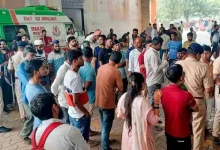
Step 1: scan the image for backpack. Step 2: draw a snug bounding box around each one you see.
[31,122,63,150]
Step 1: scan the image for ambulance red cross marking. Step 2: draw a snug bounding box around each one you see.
[9,10,19,25]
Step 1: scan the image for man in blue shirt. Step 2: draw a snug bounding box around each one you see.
[0,52,11,133]
[79,47,99,136]
[25,59,48,129]
[168,32,182,65]
[17,47,36,143]
[48,40,65,80]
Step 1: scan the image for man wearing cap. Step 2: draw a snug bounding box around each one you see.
[8,41,27,121]
[17,47,37,144]
[34,40,46,60]
[183,32,196,49]
[48,40,65,81]
[176,43,213,150]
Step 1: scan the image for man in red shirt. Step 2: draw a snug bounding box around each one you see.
[138,40,152,80]
[161,64,199,150]
[40,30,52,57]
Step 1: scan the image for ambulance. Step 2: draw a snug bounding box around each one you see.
[0,5,84,46]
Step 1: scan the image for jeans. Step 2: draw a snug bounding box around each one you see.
[20,104,34,138]
[61,107,69,124]
[212,42,219,57]
[166,133,191,150]
[98,108,115,150]
[168,59,176,66]
[147,84,161,105]
[69,115,91,142]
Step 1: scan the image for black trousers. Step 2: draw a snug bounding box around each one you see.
[166,133,191,150]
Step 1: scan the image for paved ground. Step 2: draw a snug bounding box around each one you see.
[0,106,220,150]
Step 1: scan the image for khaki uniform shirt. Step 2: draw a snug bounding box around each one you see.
[7,51,24,77]
[200,59,214,97]
[176,57,213,97]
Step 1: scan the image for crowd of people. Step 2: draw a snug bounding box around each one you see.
[0,20,220,150]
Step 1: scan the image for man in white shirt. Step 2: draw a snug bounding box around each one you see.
[63,50,97,146]
[128,37,143,74]
[160,30,170,60]
[144,37,168,105]
[190,27,197,41]
[51,51,70,124]
[151,23,158,39]
[30,93,89,150]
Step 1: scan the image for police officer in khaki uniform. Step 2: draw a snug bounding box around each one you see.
[212,53,220,145]
[176,43,213,150]
[8,41,27,120]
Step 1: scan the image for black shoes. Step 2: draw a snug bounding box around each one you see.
[213,137,220,145]
[0,126,12,133]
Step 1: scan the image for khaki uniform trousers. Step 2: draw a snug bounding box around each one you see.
[15,79,25,119]
[213,85,220,137]
[192,98,206,150]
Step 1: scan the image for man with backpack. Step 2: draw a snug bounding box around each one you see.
[30,93,89,150]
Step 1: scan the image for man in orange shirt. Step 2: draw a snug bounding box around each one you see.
[96,51,123,150]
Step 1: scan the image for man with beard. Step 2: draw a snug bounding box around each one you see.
[67,36,79,51]
[64,50,95,146]
[98,37,113,66]
[25,59,48,129]
[183,32,196,49]
[34,40,46,60]
[48,40,65,81]
[30,93,89,150]
[128,37,143,75]
[17,47,37,144]
[40,30,52,56]
[93,35,106,72]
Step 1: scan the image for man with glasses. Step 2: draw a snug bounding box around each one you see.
[48,40,65,81]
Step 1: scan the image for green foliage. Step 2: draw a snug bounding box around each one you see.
[157,0,220,22]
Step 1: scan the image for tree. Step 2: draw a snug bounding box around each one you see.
[157,0,220,22]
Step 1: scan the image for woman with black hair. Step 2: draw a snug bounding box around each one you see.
[116,72,161,150]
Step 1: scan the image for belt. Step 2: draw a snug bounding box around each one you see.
[15,77,18,79]
[194,97,204,99]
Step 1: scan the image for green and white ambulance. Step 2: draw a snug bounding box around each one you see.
[0,5,83,46]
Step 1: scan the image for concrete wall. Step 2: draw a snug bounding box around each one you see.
[84,0,150,37]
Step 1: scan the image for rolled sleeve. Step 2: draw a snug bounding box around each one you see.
[116,71,123,92]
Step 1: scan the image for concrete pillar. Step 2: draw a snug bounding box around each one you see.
[141,0,150,31]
